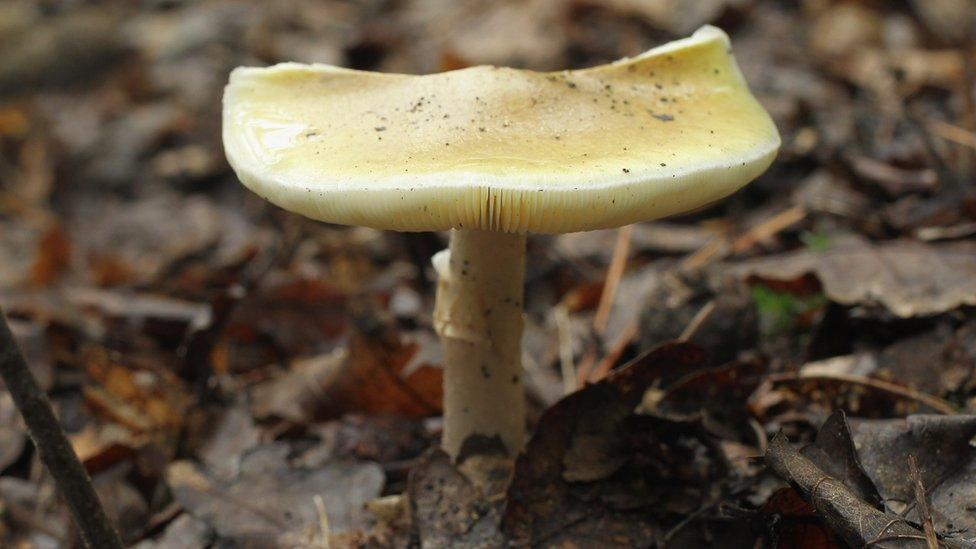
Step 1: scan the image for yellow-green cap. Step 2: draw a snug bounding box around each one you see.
[223,26,779,234]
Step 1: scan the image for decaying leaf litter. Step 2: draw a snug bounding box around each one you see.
[1,0,975,547]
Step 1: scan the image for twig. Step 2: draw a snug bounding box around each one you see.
[906,104,961,191]
[766,371,956,415]
[748,418,768,455]
[681,236,726,270]
[593,224,633,335]
[927,119,976,150]
[909,455,939,549]
[680,207,805,270]
[0,308,124,549]
[574,348,596,391]
[661,498,721,544]
[588,320,638,382]
[554,305,576,395]
[313,494,332,548]
[662,475,764,546]
[678,300,716,342]
[584,224,635,387]
[730,205,807,254]
[865,534,929,546]
[915,221,976,242]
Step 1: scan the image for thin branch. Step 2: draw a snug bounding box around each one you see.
[909,455,939,549]
[0,308,124,549]
[681,235,727,270]
[730,205,807,254]
[554,305,576,395]
[678,299,716,342]
[593,224,633,335]
[766,371,957,415]
[589,319,638,382]
[864,534,929,546]
[927,119,976,151]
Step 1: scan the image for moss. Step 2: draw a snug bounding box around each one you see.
[751,283,826,338]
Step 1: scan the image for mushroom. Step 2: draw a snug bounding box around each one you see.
[222,26,779,464]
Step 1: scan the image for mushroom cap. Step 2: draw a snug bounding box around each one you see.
[223,26,779,234]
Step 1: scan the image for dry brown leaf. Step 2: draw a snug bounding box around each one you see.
[69,424,142,476]
[340,326,443,417]
[0,392,25,472]
[251,319,442,422]
[405,0,567,71]
[762,487,843,548]
[167,444,384,542]
[910,0,976,42]
[132,513,212,549]
[737,240,976,318]
[850,415,976,535]
[82,347,188,434]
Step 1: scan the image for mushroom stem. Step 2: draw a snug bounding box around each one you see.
[433,228,526,460]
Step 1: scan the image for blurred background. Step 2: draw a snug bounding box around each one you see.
[0,0,975,547]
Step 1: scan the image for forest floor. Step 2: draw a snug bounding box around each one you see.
[1,0,975,547]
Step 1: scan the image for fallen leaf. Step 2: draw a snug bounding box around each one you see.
[27,221,70,287]
[66,189,256,285]
[655,358,766,442]
[761,488,842,549]
[339,321,443,417]
[791,170,870,219]
[0,476,70,544]
[407,449,506,548]
[808,3,882,63]
[132,513,212,549]
[910,0,976,42]
[309,414,432,466]
[408,0,567,71]
[850,415,976,536]
[737,240,976,317]
[69,423,141,476]
[845,154,938,196]
[0,6,128,96]
[94,469,149,543]
[606,0,733,35]
[503,342,711,546]
[82,346,188,435]
[0,219,44,290]
[251,312,442,422]
[196,405,261,481]
[250,348,347,422]
[67,288,210,345]
[0,392,25,472]
[875,322,974,396]
[222,275,349,373]
[640,271,758,365]
[167,443,384,544]
[798,410,883,507]
[765,433,969,548]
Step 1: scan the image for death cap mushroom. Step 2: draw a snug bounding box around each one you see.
[223,25,781,464]
[223,25,780,234]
